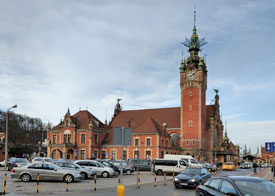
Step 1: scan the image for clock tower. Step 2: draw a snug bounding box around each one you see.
[180,22,208,153]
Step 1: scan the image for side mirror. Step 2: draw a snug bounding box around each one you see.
[54,168,58,171]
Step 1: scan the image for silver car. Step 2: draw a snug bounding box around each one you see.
[75,160,115,178]
[11,163,82,182]
[55,162,96,179]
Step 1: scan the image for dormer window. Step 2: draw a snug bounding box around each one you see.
[66,120,69,127]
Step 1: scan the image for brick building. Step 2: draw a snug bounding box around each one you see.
[47,23,239,163]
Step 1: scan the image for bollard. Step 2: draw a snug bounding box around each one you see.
[154,173,156,187]
[4,173,7,195]
[66,175,69,192]
[173,172,175,182]
[118,174,120,184]
[37,173,39,193]
[117,184,125,196]
[164,172,166,186]
[94,174,96,191]
[138,173,141,189]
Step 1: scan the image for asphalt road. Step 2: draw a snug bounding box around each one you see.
[2,167,260,196]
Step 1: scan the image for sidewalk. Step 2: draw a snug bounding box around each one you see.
[250,167,274,181]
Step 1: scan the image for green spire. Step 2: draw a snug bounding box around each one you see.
[189,25,200,53]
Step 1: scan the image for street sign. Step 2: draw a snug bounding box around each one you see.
[106,153,109,158]
[265,142,275,152]
[269,154,273,159]
[113,127,132,145]
[74,149,77,157]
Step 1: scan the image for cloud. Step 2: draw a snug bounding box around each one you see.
[228,120,275,154]
[0,0,274,155]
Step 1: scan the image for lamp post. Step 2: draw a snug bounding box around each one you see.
[5,104,17,169]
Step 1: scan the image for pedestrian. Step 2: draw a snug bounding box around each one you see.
[253,162,257,174]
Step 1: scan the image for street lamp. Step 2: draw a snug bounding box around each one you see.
[5,104,17,169]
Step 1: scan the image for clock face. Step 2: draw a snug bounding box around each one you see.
[187,71,196,80]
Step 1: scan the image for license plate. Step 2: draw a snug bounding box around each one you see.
[180,183,188,186]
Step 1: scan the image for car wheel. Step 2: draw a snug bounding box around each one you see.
[64,174,74,183]
[102,171,109,178]
[21,173,31,182]
[174,185,179,189]
[80,172,87,180]
[157,170,163,176]
[126,170,131,175]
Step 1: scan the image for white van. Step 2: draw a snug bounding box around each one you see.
[164,154,201,168]
[152,159,188,175]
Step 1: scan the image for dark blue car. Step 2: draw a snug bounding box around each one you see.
[174,167,211,188]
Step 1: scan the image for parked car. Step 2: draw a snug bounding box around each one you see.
[152,159,189,175]
[108,160,134,175]
[11,163,82,182]
[195,176,275,196]
[222,162,235,171]
[74,160,115,178]
[32,157,54,164]
[240,162,252,169]
[174,167,211,188]
[55,161,96,179]
[8,158,30,171]
[96,160,120,176]
[0,160,5,167]
[128,159,152,171]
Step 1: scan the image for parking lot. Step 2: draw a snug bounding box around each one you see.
[0,170,173,194]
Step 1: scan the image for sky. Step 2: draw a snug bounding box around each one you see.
[0,0,275,154]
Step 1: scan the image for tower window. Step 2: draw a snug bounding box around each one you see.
[146,138,151,146]
[80,150,85,159]
[52,135,57,144]
[192,140,195,145]
[186,140,189,145]
[189,105,192,111]
[134,138,139,146]
[189,91,192,96]
[161,139,164,146]
[81,134,86,144]
[111,150,116,159]
[95,134,98,144]
[188,121,193,127]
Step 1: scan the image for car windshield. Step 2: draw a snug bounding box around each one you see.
[235,180,275,196]
[16,159,29,163]
[181,168,200,175]
[44,159,53,163]
[225,162,233,165]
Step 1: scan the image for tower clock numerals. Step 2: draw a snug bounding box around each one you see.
[187,71,197,80]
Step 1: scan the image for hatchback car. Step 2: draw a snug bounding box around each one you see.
[108,160,134,175]
[196,176,275,196]
[74,160,115,178]
[97,160,120,176]
[7,158,30,171]
[174,167,211,188]
[11,163,82,182]
[55,161,96,179]
[222,162,235,171]
[128,159,152,171]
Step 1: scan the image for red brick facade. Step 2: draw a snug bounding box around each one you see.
[47,24,239,163]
